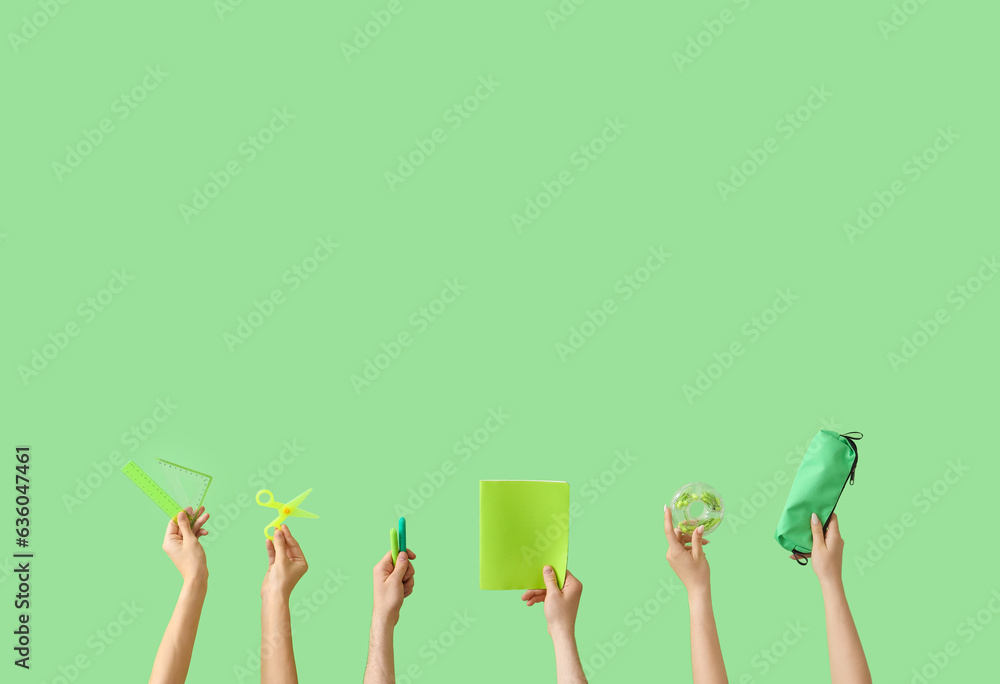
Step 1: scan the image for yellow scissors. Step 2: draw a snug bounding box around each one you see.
[256,489,319,540]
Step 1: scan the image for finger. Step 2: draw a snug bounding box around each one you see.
[192,511,210,534]
[564,569,583,594]
[402,577,414,598]
[542,565,560,593]
[521,589,545,602]
[265,538,276,567]
[403,563,415,583]
[406,548,416,560]
[691,525,705,561]
[389,552,409,582]
[678,533,710,546]
[373,551,394,578]
[176,510,194,539]
[272,526,287,559]
[197,529,208,537]
[827,513,841,541]
[790,552,812,560]
[280,525,306,562]
[663,506,680,546]
[164,517,179,543]
[810,513,825,550]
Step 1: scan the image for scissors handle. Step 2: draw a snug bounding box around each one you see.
[265,516,285,540]
[256,490,276,507]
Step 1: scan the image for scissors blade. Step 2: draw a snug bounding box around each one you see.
[282,488,313,514]
[287,507,319,519]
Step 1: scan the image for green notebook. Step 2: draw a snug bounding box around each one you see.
[479,480,570,590]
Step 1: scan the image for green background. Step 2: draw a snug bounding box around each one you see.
[3,0,998,682]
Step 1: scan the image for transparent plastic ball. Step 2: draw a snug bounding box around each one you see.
[669,482,725,536]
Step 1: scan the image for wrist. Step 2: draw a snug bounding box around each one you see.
[686,584,712,603]
[548,624,575,642]
[262,586,292,605]
[371,613,397,635]
[819,576,845,595]
[183,573,209,593]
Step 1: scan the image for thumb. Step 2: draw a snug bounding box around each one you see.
[542,565,560,593]
[273,526,287,558]
[176,510,193,539]
[810,513,825,550]
[389,552,408,582]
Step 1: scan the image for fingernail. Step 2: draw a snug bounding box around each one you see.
[696,525,705,533]
[811,513,819,524]
[664,504,668,513]
[543,566,554,575]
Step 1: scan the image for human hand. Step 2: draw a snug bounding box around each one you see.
[793,512,844,586]
[520,567,583,638]
[664,505,711,594]
[261,524,309,601]
[162,507,210,583]
[372,549,416,628]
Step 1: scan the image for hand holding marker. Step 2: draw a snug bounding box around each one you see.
[391,517,406,565]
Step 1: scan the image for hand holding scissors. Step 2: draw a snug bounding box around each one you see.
[256,489,318,540]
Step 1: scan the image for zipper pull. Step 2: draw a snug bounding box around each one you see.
[849,465,856,485]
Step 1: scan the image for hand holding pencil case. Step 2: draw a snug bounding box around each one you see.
[775,430,861,563]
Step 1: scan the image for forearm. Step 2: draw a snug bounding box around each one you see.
[688,588,728,684]
[550,629,588,684]
[261,591,298,684]
[149,578,207,684]
[820,580,871,684]
[363,617,395,684]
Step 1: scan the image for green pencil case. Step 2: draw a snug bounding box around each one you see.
[775,430,861,564]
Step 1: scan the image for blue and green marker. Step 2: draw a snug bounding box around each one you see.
[390,516,406,565]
